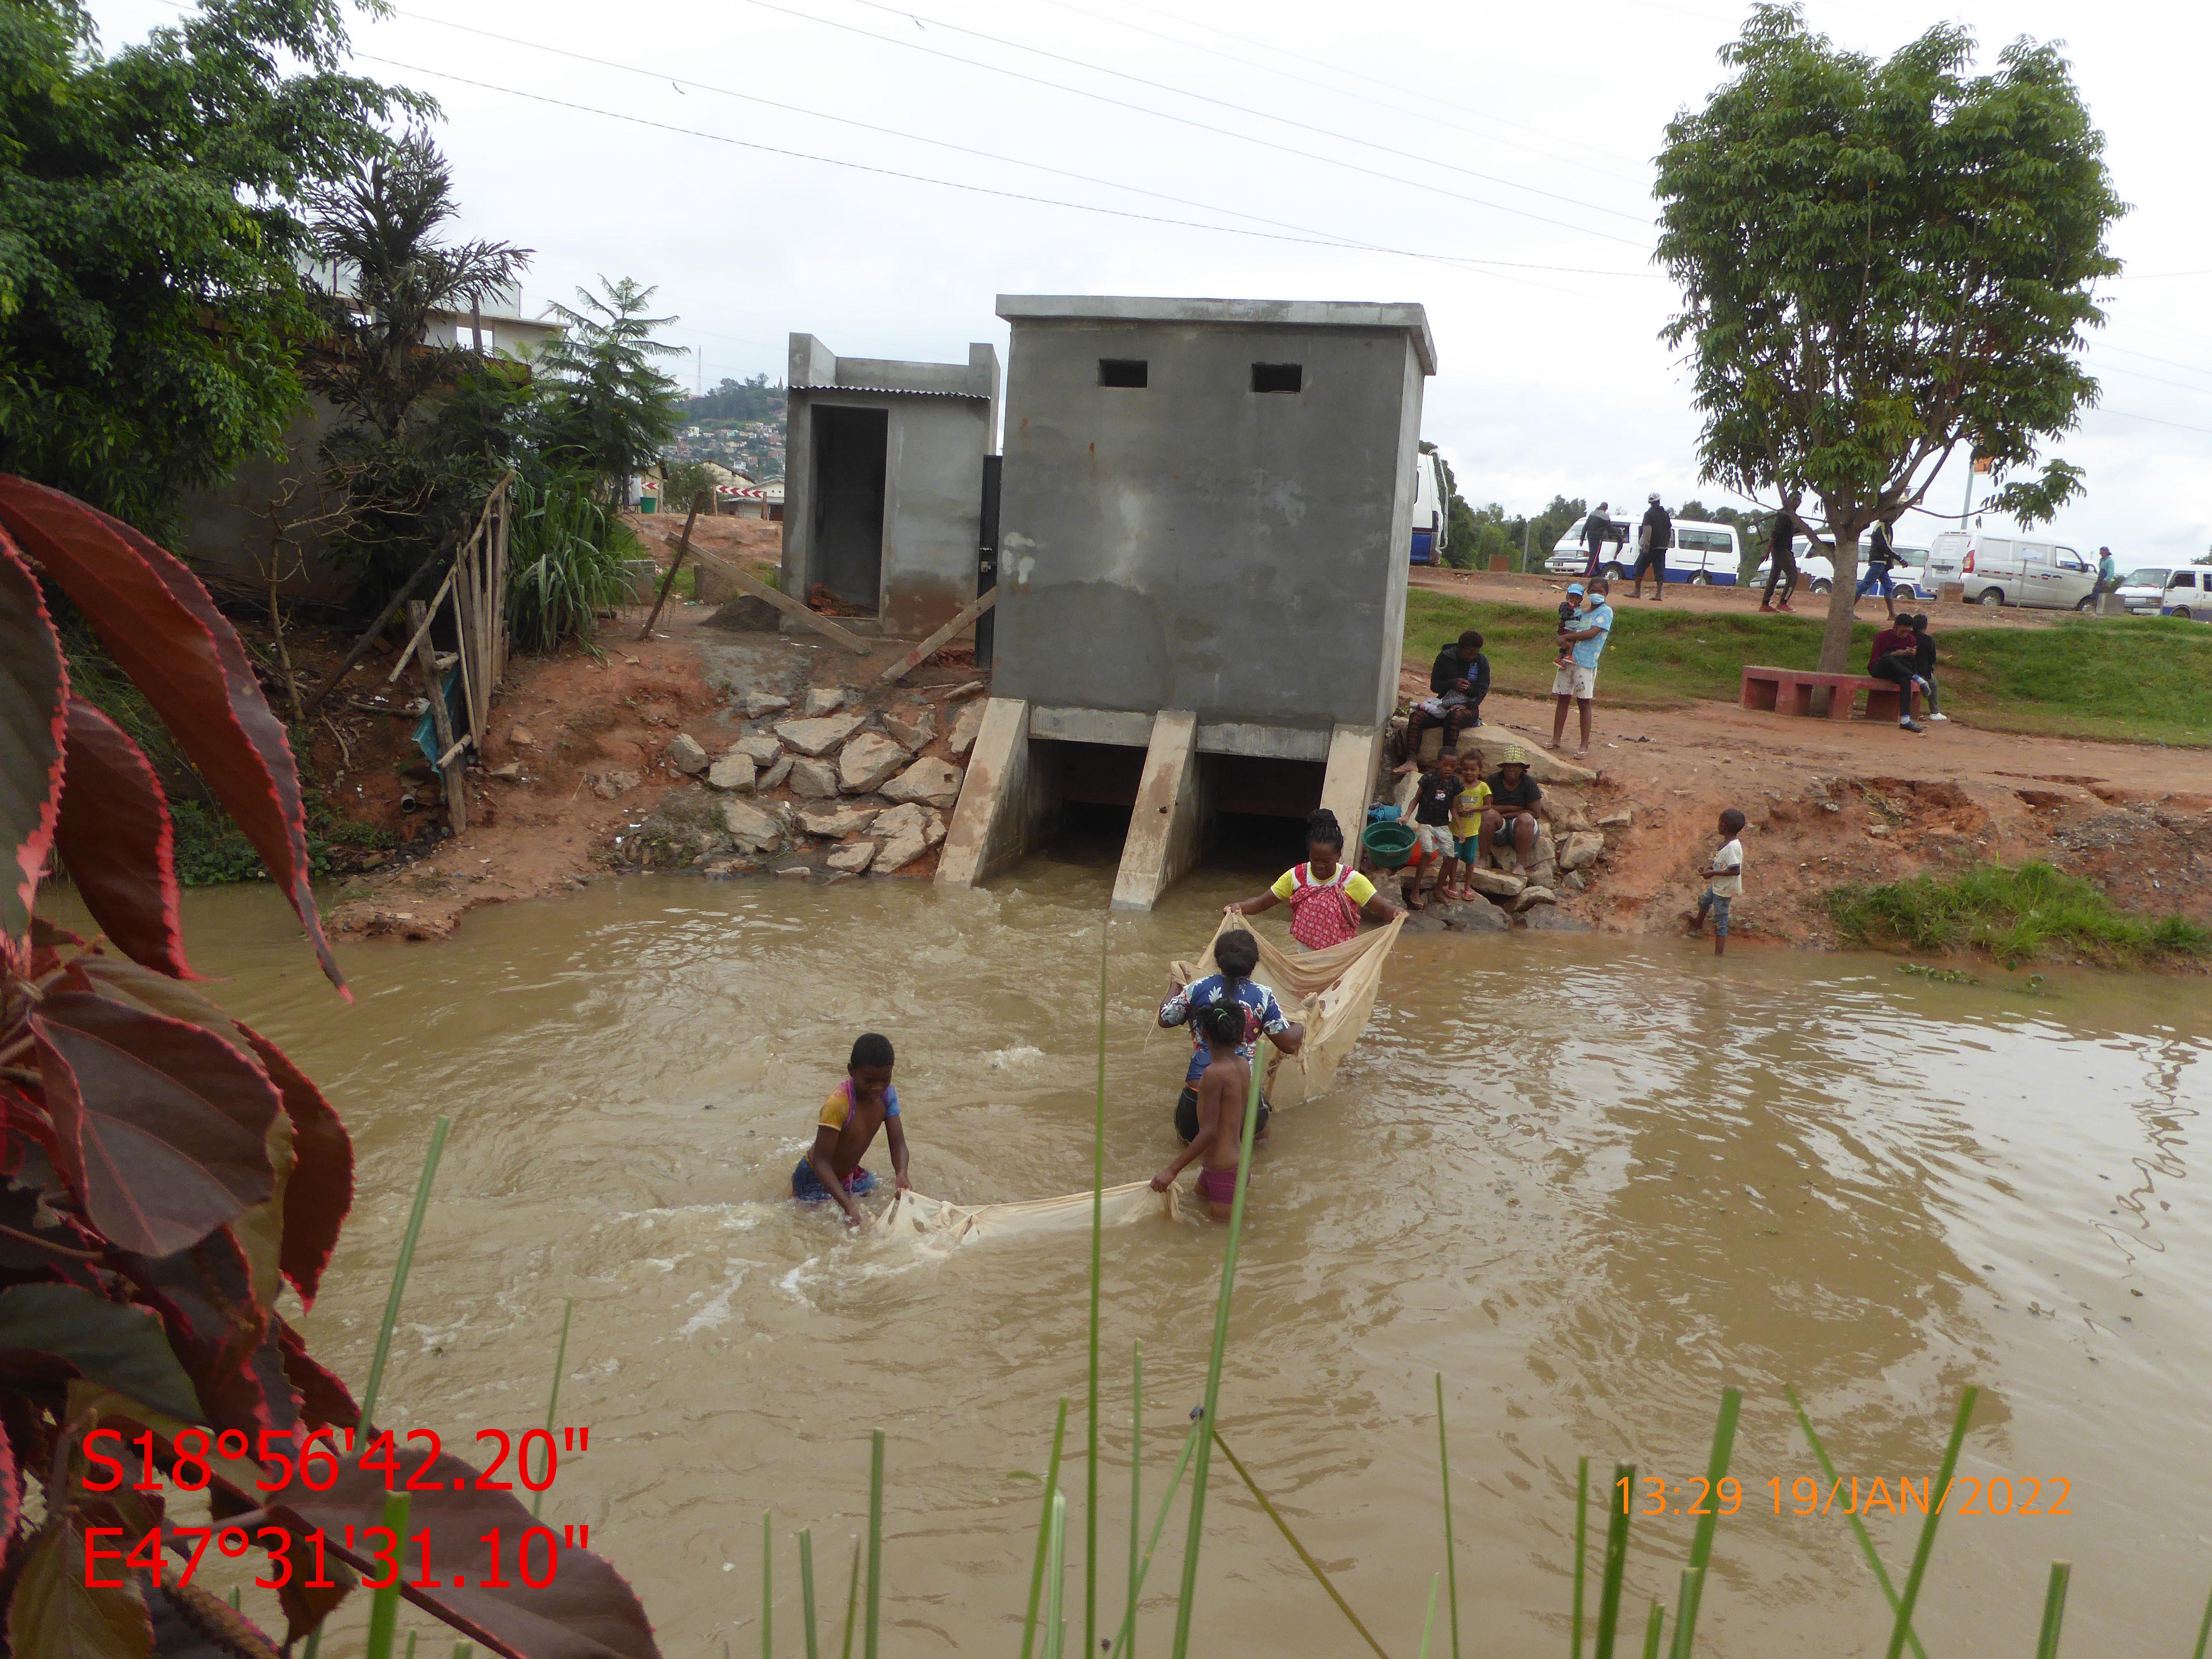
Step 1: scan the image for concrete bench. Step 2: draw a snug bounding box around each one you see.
[1740,665,1902,722]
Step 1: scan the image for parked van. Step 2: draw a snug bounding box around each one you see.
[1544,516,1741,583]
[2114,567,2173,615]
[1410,452,1448,566]
[2160,568,2210,619]
[1922,529,2096,609]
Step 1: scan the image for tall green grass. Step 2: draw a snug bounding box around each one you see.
[1403,589,2212,746]
[1825,860,2208,968]
[507,462,641,654]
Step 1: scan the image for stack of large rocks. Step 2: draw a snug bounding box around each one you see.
[637,682,969,877]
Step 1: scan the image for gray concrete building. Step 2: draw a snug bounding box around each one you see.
[779,335,999,638]
[938,295,1435,910]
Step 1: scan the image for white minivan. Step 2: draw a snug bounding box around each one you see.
[2160,568,2210,619]
[1544,517,1742,583]
[1923,530,2097,609]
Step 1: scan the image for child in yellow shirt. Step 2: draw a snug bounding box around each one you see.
[1439,774,1491,902]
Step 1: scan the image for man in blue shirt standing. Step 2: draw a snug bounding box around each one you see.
[1551,577,1615,761]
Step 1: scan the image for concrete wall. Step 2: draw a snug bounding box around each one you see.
[781,335,999,637]
[990,296,1432,736]
[173,396,356,604]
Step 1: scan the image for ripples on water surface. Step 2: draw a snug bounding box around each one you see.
[140,859,2211,1656]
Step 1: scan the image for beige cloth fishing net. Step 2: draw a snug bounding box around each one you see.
[879,1181,1178,1244]
[1167,911,1405,1108]
[867,913,1399,1243]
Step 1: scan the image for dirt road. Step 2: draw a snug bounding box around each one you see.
[1411,563,2079,630]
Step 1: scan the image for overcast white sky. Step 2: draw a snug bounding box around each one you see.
[94,0,2212,562]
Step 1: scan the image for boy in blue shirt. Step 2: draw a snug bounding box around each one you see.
[1158,928,1304,1143]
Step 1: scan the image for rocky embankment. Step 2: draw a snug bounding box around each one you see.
[618,678,988,881]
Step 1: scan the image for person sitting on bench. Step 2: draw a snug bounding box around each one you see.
[1868,618,1928,734]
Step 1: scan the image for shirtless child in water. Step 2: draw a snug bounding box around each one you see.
[794,1032,912,1227]
[1150,1003,1252,1221]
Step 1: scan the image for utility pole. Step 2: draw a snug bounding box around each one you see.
[1959,449,1975,525]
[1521,519,1532,573]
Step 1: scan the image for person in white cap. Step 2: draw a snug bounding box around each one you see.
[1551,577,1613,759]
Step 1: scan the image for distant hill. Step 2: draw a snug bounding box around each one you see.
[689,375,786,425]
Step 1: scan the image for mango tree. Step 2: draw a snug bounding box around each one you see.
[1654,3,2123,675]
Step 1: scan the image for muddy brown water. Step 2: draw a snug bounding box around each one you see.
[83,848,2212,1656]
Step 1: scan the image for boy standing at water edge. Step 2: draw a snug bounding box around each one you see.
[794,1033,911,1226]
[1151,1003,1253,1221]
[1688,810,1747,956]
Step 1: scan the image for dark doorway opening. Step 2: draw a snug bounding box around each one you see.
[1040,740,1146,868]
[1202,755,1326,879]
[810,405,887,611]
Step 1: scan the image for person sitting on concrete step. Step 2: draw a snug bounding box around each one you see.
[1907,613,1946,722]
[1158,928,1302,1143]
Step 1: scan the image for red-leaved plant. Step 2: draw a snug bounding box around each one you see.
[0,478,658,1659]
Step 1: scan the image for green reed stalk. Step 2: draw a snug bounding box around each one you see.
[1593,1463,1635,1659]
[1416,1574,1439,1659]
[531,1296,574,1520]
[1572,1456,1589,1658]
[1022,1400,1071,1659]
[1107,1418,1203,1659]
[1129,1342,1142,1659]
[360,1115,451,1429]
[1434,1375,1460,1659]
[866,1429,885,1659]
[1213,1428,1392,1659]
[763,1510,774,1659]
[1044,1490,1069,1659]
[1884,1387,1979,1659]
[1641,1601,1665,1659]
[1668,1387,1740,1659]
[402,1630,413,1657]
[1784,1386,1927,1659]
[2194,1578,2212,1659]
[455,1646,471,1659]
[840,1541,861,1659]
[2035,1561,2070,1658]
[1167,1058,1267,1659]
[801,1528,820,1659]
[1086,923,1109,1659]
[363,1491,411,1659]
[1666,1568,1703,1659]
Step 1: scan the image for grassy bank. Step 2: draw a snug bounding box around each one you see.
[1824,861,2208,969]
[1405,590,2212,746]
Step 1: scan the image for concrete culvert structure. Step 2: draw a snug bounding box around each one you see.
[937,295,1435,911]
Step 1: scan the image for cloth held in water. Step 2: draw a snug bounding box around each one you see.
[880,1181,1178,1245]
[1169,911,1404,1108]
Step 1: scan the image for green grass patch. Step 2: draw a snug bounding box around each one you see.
[1823,860,2208,969]
[1404,590,2212,745]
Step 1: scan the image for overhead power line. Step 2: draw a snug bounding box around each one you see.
[1034,0,1647,185]
[353,55,1657,285]
[832,0,1652,225]
[391,13,1650,281]
[727,0,1649,246]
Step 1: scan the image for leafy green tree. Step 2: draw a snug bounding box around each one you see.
[1656,4,2123,672]
[0,0,426,532]
[304,128,530,596]
[1528,495,1589,568]
[534,277,686,502]
[689,373,787,424]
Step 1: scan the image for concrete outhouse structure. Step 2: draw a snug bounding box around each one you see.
[937,295,1435,911]
[779,335,999,637]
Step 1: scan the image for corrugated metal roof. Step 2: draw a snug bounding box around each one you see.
[791,383,990,400]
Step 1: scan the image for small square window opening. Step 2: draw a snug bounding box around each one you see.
[1251,363,1303,394]
[1098,359,1149,388]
